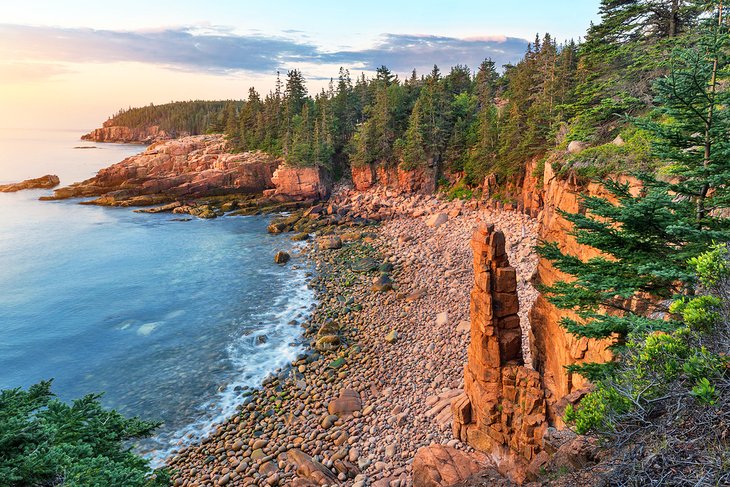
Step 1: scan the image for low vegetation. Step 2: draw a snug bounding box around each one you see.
[0,381,168,487]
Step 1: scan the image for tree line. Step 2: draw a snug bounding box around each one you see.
[105,100,242,137]
[221,36,578,183]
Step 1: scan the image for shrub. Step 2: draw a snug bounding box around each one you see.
[563,244,730,484]
[445,179,473,201]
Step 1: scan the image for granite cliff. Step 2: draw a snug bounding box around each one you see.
[45,135,334,208]
[81,124,173,144]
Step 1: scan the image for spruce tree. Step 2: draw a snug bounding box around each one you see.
[538,3,730,380]
[401,97,428,170]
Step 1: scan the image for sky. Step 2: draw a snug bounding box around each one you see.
[0,1,600,130]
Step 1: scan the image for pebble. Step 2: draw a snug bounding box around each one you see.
[167,186,540,486]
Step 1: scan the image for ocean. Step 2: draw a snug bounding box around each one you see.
[0,128,314,460]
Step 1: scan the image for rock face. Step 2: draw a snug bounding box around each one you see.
[81,124,175,144]
[412,445,484,487]
[351,163,436,193]
[352,164,376,191]
[527,162,642,422]
[452,224,547,483]
[43,135,280,206]
[0,174,60,192]
[269,165,330,201]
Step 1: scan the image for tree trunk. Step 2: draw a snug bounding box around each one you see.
[668,0,680,37]
[698,2,723,225]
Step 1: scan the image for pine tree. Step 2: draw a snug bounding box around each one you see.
[284,69,307,116]
[239,87,262,151]
[538,3,730,380]
[474,59,499,105]
[637,4,730,223]
[223,101,239,145]
[401,97,428,170]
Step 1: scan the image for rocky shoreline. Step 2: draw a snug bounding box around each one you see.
[167,187,539,486]
[0,174,60,192]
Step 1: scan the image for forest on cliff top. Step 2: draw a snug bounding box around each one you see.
[106,1,717,188]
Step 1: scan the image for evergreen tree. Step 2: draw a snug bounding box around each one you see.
[223,101,239,145]
[401,97,428,170]
[239,87,262,150]
[284,69,308,116]
[0,381,168,486]
[445,64,472,96]
[638,4,730,223]
[474,59,500,104]
[538,3,730,380]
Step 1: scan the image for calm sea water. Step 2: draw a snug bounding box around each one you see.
[0,128,314,460]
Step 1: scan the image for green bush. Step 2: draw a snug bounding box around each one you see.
[689,243,730,286]
[0,381,168,487]
[445,179,474,201]
[558,127,655,178]
[564,245,730,435]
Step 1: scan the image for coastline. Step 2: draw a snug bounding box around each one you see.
[167,187,539,486]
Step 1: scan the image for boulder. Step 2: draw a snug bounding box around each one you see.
[134,201,182,213]
[385,330,399,343]
[567,141,589,154]
[286,448,338,485]
[0,174,60,192]
[315,335,341,351]
[315,321,341,351]
[612,135,625,146]
[548,435,599,471]
[426,213,448,228]
[456,321,471,333]
[412,445,483,487]
[372,274,393,292]
[405,289,427,302]
[274,251,291,264]
[318,236,342,250]
[350,258,379,273]
[327,389,362,416]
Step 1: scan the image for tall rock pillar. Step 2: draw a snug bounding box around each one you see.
[452,223,547,480]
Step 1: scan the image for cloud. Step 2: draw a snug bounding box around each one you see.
[0,24,528,79]
[0,24,318,74]
[320,34,529,74]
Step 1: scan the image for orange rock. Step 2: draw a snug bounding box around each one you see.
[327,389,362,416]
[270,165,329,201]
[412,445,484,487]
[44,135,280,204]
[454,226,549,483]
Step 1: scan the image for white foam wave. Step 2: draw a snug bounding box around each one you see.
[145,261,316,466]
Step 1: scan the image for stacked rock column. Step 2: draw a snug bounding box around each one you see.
[453,223,547,476]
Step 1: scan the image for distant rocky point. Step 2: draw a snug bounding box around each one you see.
[42,134,329,207]
[0,174,60,192]
[81,123,174,144]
